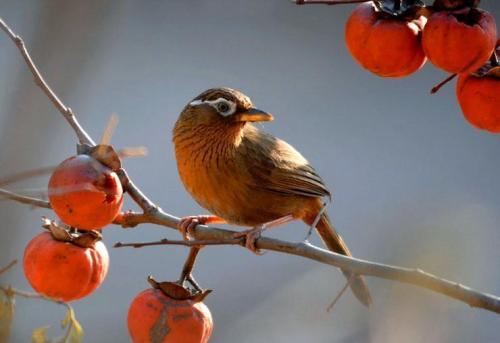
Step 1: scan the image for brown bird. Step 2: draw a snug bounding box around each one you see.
[173,87,372,306]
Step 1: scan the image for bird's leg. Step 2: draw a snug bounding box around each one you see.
[177,246,203,292]
[304,201,328,243]
[176,215,225,292]
[234,214,295,254]
[177,215,226,240]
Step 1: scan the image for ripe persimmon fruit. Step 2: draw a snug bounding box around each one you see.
[48,154,123,230]
[456,61,500,133]
[422,7,496,74]
[128,279,213,343]
[23,230,109,302]
[345,2,427,77]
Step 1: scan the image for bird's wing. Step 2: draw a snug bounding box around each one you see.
[241,127,331,199]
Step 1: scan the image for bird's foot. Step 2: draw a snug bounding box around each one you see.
[303,201,328,243]
[178,215,221,240]
[233,226,265,255]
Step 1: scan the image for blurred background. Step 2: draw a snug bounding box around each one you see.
[0,1,499,342]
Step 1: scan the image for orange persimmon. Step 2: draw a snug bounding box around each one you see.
[422,8,496,74]
[456,70,500,133]
[345,2,427,77]
[48,154,123,229]
[128,282,213,343]
[23,231,109,302]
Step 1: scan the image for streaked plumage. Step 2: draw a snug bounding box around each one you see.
[173,87,372,306]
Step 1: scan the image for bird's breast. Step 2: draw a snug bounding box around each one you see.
[175,135,248,222]
[174,141,294,226]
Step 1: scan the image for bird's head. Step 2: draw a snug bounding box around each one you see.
[178,87,273,127]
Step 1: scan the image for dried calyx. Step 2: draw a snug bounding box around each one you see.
[374,0,426,17]
[432,0,480,11]
[77,143,122,171]
[41,217,102,248]
[473,44,500,78]
[147,276,212,302]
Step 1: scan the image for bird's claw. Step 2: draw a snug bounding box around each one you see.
[233,226,265,255]
[178,216,203,241]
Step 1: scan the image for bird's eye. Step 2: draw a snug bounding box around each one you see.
[217,102,230,114]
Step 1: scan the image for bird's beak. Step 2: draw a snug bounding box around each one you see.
[233,108,274,122]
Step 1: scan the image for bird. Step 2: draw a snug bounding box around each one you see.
[172,87,372,307]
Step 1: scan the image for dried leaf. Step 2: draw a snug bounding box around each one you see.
[89,145,121,171]
[31,326,50,343]
[59,307,83,343]
[41,218,72,243]
[147,276,211,301]
[0,289,15,342]
[71,231,102,249]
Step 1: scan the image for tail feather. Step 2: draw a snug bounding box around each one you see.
[308,212,372,307]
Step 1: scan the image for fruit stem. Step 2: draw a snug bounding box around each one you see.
[430,73,457,94]
[294,0,368,5]
[178,247,202,291]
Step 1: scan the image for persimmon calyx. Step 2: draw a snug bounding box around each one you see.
[472,46,500,78]
[374,0,425,17]
[432,0,480,11]
[147,276,212,302]
[77,143,122,171]
[41,217,103,248]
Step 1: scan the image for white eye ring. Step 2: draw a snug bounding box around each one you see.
[211,98,236,116]
[189,98,236,117]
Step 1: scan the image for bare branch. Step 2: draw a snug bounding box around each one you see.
[114,238,241,248]
[0,188,51,209]
[115,210,500,314]
[0,260,17,276]
[0,148,147,189]
[0,286,70,311]
[1,16,499,315]
[0,18,94,146]
[0,166,56,187]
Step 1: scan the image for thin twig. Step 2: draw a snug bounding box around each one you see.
[1,16,500,315]
[0,147,147,188]
[114,238,241,248]
[0,188,51,208]
[327,277,352,312]
[0,286,66,307]
[0,18,94,146]
[0,260,17,276]
[0,166,56,187]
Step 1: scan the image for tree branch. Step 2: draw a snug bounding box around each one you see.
[0,188,51,209]
[0,166,56,187]
[0,260,18,276]
[1,16,500,315]
[0,18,94,146]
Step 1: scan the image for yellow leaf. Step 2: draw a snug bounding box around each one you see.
[0,289,15,343]
[31,326,50,343]
[59,307,83,343]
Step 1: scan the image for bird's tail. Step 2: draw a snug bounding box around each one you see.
[306,211,372,307]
